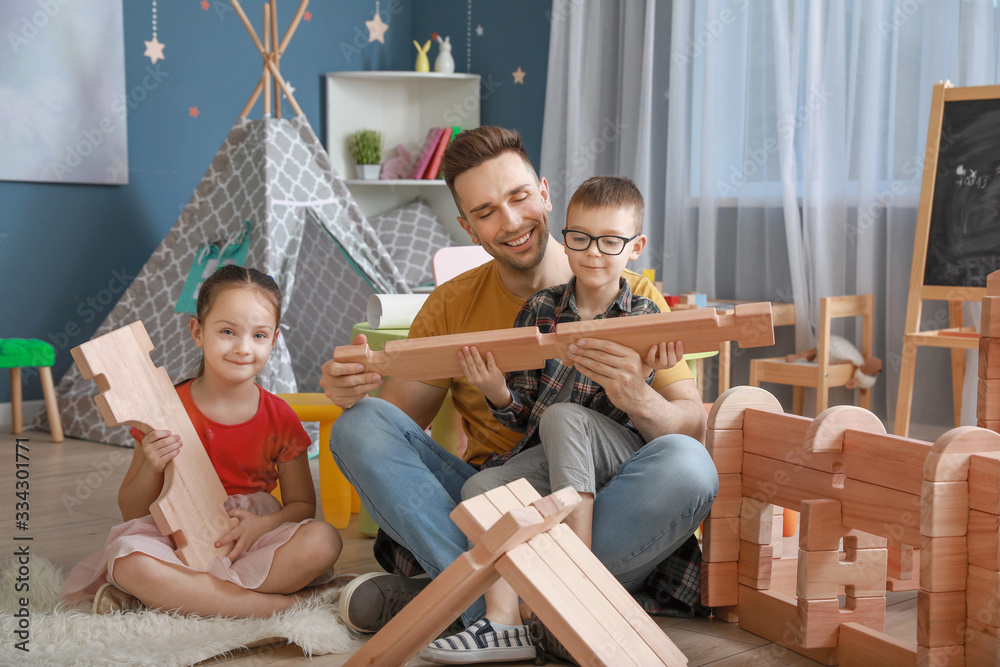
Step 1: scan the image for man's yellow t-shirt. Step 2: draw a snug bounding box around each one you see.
[407,261,693,466]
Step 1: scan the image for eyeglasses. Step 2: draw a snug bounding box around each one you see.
[561,229,639,256]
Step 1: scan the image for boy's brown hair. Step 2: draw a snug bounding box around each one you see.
[441,126,534,214]
[567,176,645,234]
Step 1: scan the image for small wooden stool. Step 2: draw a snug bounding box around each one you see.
[1,338,63,442]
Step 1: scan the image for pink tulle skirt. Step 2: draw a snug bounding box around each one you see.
[61,492,335,605]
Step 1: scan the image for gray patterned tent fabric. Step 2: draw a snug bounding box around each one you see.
[45,116,410,446]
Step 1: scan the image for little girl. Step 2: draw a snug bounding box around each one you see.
[62,265,342,618]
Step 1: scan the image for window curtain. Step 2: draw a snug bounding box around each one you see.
[542,0,1000,426]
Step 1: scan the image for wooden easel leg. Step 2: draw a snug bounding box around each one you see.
[718,341,731,396]
[793,386,804,416]
[894,338,918,436]
[949,300,965,428]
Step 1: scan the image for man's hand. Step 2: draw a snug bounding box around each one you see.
[566,338,657,413]
[320,333,383,409]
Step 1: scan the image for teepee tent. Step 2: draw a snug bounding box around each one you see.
[45,2,410,445]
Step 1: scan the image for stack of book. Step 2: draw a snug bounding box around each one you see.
[407,126,460,180]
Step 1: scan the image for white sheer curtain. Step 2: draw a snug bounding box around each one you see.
[543,0,1000,425]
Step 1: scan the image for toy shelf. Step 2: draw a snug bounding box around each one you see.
[325,71,480,238]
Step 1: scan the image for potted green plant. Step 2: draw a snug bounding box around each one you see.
[348,129,383,180]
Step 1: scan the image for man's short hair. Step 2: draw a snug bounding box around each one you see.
[442,126,534,213]
[567,176,645,233]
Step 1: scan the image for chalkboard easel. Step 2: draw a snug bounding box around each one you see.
[895,81,1000,436]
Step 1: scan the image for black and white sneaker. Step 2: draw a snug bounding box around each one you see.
[420,618,536,664]
[337,572,430,633]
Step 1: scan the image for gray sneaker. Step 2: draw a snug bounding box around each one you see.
[526,613,578,665]
[338,572,431,633]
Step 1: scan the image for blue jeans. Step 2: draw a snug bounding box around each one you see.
[329,397,718,626]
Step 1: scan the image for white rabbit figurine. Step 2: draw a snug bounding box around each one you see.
[434,36,455,74]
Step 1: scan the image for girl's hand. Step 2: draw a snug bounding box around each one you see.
[140,430,182,474]
[215,508,271,560]
[643,341,685,374]
[458,346,512,408]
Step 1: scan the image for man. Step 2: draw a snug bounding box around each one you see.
[320,126,717,647]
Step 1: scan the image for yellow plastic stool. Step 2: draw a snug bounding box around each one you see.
[276,393,359,529]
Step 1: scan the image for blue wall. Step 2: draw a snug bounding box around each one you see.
[1,0,551,404]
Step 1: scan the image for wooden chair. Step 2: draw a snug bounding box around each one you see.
[749,294,874,416]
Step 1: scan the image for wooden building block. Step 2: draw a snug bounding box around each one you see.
[545,524,689,665]
[707,386,783,430]
[743,409,815,466]
[920,480,969,538]
[701,561,739,607]
[967,510,1000,571]
[738,543,773,589]
[711,606,738,623]
[795,548,887,600]
[843,429,930,496]
[842,478,922,547]
[968,454,1000,514]
[917,590,967,648]
[771,516,784,558]
[887,540,916,581]
[742,453,838,511]
[798,499,887,552]
[918,535,967,593]
[967,564,1000,629]
[838,622,917,667]
[711,474,743,518]
[740,497,774,545]
[705,428,743,474]
[982,297,1000,338]
[497,545,641,667]
[916,645,965,667]
[796,596,886,649]
[70,321,238,568]
[979,336,1000,379]
[803,405,886,454]
[979,379,1000,422]
[736,587,837,664]
[964,619,1000,666]
[925,426,1000,483]
[336,303,774,382]
[525,532,662,665]
[702,517,741,562]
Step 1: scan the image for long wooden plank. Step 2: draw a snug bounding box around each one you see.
[736,587,837,665]
[843,430,930,496]
[547,523,687,665]
[744,410,842,473]
[841,478,922,547]
[71,321,238,568]
[497,544,640,667]
[742,452,839,510]
[334,303,774,382]
[838,622,917,667]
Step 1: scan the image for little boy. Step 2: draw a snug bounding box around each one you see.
[420,176,683,664]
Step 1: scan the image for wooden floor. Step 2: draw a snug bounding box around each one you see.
[1,428,919,666]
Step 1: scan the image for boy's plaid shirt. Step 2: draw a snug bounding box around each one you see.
[480,276,658,470]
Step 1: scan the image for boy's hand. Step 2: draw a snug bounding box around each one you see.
[458,346,512,408]
[140,429,181,474]
[643,340,685,374]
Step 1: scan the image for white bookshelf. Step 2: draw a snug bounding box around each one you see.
[325,71,481,239]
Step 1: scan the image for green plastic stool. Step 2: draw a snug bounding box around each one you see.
[0,339,63,442]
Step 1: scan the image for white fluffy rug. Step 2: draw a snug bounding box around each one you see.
[0,557,360,666]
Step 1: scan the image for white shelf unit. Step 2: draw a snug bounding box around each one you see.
[325,71,481,239]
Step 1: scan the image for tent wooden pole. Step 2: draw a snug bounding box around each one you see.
[270,0,281,119]
[278,0,309,55]
[240,74,267,119]
[230,0,266,55]
[267,59,303,116]
[263,4,271,117]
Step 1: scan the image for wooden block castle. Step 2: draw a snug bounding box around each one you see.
[698,270,1000,665]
